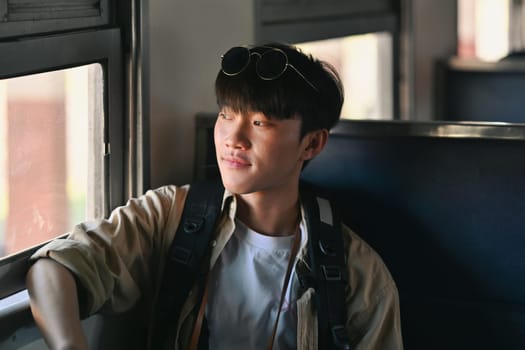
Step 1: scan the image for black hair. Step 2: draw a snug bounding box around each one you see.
[215,43,344,138]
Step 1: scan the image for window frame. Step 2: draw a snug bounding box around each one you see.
[0,0,110,40]
[0,27,124,300]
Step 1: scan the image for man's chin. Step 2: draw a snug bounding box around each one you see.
[220,177,255,195]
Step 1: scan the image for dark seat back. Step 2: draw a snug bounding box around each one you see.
[435,57,525,123]
[301,120,525,350]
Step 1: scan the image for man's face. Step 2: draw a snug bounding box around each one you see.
[214,107,310,196]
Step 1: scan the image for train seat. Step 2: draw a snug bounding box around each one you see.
[300,119,525,350]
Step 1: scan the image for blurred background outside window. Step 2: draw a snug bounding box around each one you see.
[458,0,524,61]
[0,64,102,259]
[297,33,393,120]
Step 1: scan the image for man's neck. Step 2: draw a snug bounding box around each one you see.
[235,186,300,237]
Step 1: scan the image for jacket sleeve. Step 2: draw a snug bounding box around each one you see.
[342,225,404,350]
[30,185,189,316]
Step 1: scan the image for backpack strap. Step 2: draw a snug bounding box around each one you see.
[153,180,224,348]
[301,186,352,350]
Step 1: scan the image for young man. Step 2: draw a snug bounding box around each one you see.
[26,43,403,349]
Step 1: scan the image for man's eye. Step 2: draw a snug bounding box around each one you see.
[219,112,232,120]
[253,120,266,126]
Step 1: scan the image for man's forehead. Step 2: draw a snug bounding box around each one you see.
[220,105,301,121]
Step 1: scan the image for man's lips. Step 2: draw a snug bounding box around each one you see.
[221,155,251,168]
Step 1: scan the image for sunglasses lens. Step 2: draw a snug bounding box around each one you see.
[257,49,287,80]
[221,47,250,75]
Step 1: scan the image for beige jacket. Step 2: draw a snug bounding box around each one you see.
[31,185,403,349]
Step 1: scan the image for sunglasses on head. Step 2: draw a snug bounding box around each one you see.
[221,46,319,92]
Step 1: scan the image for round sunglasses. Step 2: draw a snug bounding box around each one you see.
[221,46,319,92]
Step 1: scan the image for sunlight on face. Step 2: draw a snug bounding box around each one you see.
[214,108,307,196]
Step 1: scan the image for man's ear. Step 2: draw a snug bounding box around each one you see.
[301,129,329,161]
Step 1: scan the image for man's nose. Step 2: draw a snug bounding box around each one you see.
[225,121,250,149]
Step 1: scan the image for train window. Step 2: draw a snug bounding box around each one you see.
[0,28,124,303]
[0,64,104,260]
[297,32,393,120]
[458,0,512,60]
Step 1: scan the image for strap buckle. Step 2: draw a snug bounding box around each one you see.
[321,265,342,281]
[172,246,192,265]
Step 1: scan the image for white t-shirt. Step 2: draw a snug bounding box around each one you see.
[206,219,305,350]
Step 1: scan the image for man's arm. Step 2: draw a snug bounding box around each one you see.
[26,258,89,350]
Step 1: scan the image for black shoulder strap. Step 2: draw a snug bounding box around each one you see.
[301,185,352,350]
[153,180,224,347]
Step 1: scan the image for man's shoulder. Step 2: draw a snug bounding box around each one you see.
[145,183,189,198]
[342,224,397,294]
